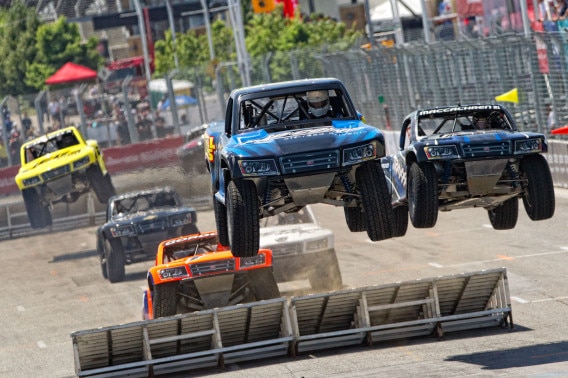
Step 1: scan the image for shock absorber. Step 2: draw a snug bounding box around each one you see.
[506,161,520,187]
[340,174,354,193]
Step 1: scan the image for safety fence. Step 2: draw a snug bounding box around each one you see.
[71,267,512,377]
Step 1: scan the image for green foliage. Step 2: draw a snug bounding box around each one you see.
[153,6,363,83]
[0,1,41,95]
[24,16,102,91]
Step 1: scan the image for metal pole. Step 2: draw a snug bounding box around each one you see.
[200,0,216,61]
[419,0,431,44]
[166,70,181,136]
[1,97,12,167]
[133,0,156,139]
[34,90,46,134]
[74,84,88,137]
[389,0,405,45]
[122,76,139,143]
[166,0,179,68]
[228,0,251,87]
[364,0,375,45]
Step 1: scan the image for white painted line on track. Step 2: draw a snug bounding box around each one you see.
[529,296,568,303]
[440,248,568,268]
[37,341,46,348]
[17,305,25,312]
[428,262,444,268]
[511,296,529,304]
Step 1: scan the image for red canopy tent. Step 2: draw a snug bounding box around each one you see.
[45,62,97,85]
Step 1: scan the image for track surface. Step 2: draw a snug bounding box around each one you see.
[1,182,568,377]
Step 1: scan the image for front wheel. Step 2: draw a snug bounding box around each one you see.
[408,162,438,228]
[97,237,108,279]
[226,179,259,257]
[87,166,116,204]
[105,238,125,283]
[248,268,281,301]
[488,197,519,230]
[355,162,393,241]
[520,155,555,221]
[22,188,52,229]
[152,282,178,318]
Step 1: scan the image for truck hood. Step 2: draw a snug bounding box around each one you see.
[229,120,384,156]
[110,207,194,224]
[259,223,333,246]
[19,147,86,173]
[420,130,544,145]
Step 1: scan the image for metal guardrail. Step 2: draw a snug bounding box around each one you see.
[71,268,512,377]
[0,194,213,241]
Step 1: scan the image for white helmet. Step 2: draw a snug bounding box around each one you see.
[307,90,330,118]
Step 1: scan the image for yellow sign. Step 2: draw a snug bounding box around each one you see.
[252,0,275,14]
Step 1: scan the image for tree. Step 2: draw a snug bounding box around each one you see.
[25,16,102,91]
[0,1,41,96]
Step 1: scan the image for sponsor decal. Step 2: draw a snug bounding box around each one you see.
[418,105,501,116]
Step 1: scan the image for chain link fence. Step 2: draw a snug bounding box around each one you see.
[5,31,568,169]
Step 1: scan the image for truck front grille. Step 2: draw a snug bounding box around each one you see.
[138,219,167,233]
[41,165,70,180]
[190,259,235,276]
[280,150,339,174]
[268,243,302,256]
[462,141,511,158]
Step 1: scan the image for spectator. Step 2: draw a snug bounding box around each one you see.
[547,104,556,132]
[155,110,168,138]
[9,129,22,165]
[558,0,568,19]
[48,99,59,125]
[21,112,32,135]
[59,96,68,125]
[136,114,152,141]
[0,137,7,167]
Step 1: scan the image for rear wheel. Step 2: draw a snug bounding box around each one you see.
[408,162,438,228]
[213,195,229,247]
[22,188,52,229]
[488,198,519,230]
[105,238,125,283]
[355,161,393,241]
[87,166,116,204]
[392,205,409,237]
[344,206,366,232]
[152,282,178,318]
[520,155,555,220]
[248,268,281,301]
[226,179,259,257]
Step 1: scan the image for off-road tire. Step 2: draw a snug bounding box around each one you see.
[408,162,438,228]
[344,206,366,232]
[152,282,178,318]
[213,195,229,247]
[181,224,199,236]
[226,179,259,257]
[309,252,343,292]
[355,161,394,241]
[248,267,281,301]
[488,197,519,230]
[22,188,52,229]
[392,205,409,237]
[97,237,108,279]
[105,238,125,283]
[520,155,555,221]
[87,166,116,204]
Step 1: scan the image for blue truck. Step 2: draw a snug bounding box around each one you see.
[204,78,394,257]
[381,104,555,236]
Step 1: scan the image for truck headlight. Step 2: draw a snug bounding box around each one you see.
[238,159,279,176]
[343,142,377,166]
[424,145,459,159]
[110,225,135,237]
[159,267,188,279]
[170,213,192,227]
[22,176,41,186]
[240,253,265,268]
[306,238,329,252]
[73,156,91,169]
[514,138,542,153]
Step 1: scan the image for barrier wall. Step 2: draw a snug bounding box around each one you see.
[0,136,185,196]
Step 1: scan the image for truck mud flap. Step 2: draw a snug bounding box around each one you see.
[71,268,512,376]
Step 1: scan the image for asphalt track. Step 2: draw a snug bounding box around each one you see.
[1,175,568,377]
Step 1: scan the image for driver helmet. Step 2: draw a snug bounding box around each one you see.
[475,117,489,129]
[307,90,330,118]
